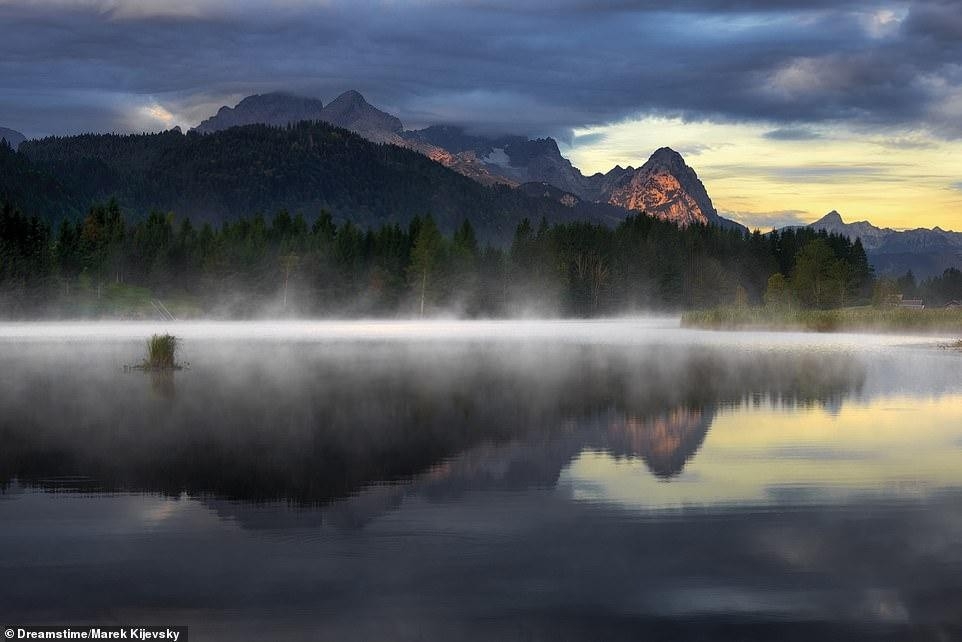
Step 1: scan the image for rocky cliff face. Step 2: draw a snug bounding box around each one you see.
[595,148,716,226]
[403,129,727,229]
[0,127,26,150]
[399,127,586,191]
[398,136,516,187]
[587,148,744,230]
[500,138,588,196]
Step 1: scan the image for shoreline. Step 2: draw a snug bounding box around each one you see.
[682,306,962,335]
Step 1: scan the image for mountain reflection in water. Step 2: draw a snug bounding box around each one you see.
[0,341,863,501]
[2,324,962,641]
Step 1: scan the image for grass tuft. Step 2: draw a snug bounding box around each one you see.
[144,334,179,369]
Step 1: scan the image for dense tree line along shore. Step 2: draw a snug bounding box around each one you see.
[0,197,891,319]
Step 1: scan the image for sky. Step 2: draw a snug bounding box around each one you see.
[1,0,961,229]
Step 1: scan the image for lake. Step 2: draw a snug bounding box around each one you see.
[2,319,961,641]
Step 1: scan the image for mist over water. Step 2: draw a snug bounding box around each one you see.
[2,320,961,640]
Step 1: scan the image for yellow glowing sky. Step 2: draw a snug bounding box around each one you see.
[565,117,962,232]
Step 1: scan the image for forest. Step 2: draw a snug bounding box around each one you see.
[0,198,880,318]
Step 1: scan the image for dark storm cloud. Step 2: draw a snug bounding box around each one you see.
[902,0,962,41]
[1,0,960,139]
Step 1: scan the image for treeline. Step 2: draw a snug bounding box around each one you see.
[878,268,962,308]
[1,199,874,318]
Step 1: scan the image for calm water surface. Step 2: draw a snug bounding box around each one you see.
[1,320,961,640]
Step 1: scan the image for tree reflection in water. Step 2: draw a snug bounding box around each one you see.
[0,341,864,503]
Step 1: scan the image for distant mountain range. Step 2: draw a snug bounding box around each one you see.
[6,120,627,242]
[0,127,25,150]
[193,90,402,143]
[192,91,746,232]
[5,90,960,278]
[804,210,962,278]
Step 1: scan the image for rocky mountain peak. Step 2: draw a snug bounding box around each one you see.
[646,146,687,170]
[815,210,844,226]
[323,90,371,119]
[601,147,722,227]
[187,91,744,231]
[320,90,403,141]
[807,210,890,250]
[192,90,403,142]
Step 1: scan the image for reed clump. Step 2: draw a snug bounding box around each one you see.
[143,334,180,370]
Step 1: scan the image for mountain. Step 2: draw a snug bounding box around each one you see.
[403,128,587,194]
[0,127,26,150]
[191,92,746,231]
[194,90,403,143]
[193,93,326,134]
[403,127,744,230]
[499,137,589,196]
[11,121,624,241]
[807,211,962,277]
[318,90,403,142]
[398,126,522,187]
[808,211,891,251]
[589,148,745,231]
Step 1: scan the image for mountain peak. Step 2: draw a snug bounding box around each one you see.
[326,89,368,110]
[814,210,845,226]
[321,90,402,139]
[805,210,896,253]
[647,147,686,167]
[602,146,724,228]
[192,89,403,140]
[193,93,325,134]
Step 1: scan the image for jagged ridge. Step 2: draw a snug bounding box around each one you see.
[190,91,746,231]
[806,210,962,277]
